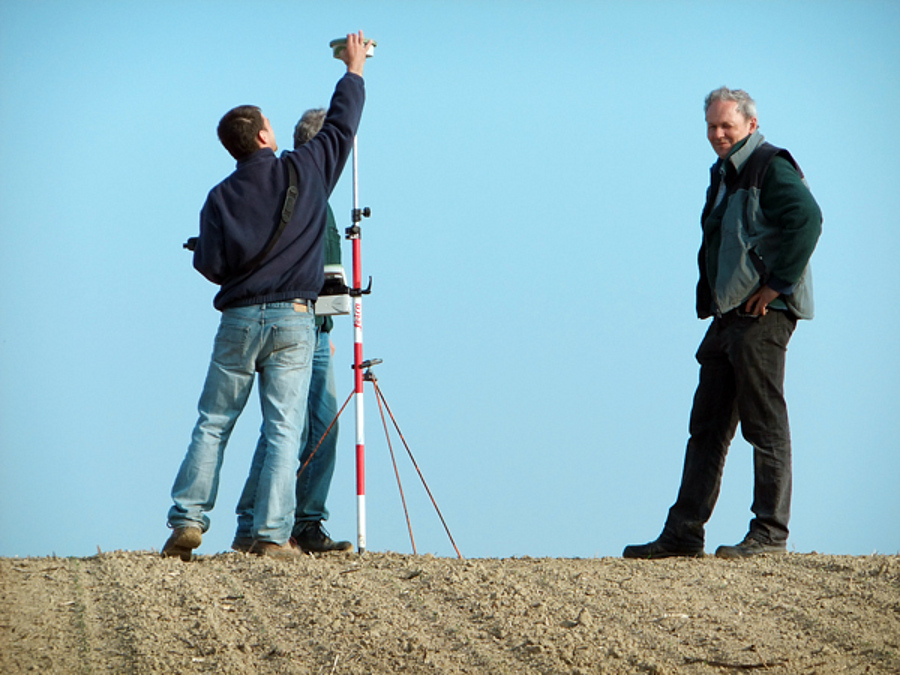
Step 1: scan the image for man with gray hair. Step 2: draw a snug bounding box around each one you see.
[624,86,822,559]
[232,108,352,554]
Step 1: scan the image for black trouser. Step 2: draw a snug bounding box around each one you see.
[663,309,797,548]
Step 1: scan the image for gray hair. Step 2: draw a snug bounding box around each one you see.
[293,108,326,148]
[704,87,757,120]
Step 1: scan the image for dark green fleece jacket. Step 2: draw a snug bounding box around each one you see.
[698,132,822,319]
[318,204,342,333]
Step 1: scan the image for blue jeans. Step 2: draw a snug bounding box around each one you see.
[663,309,796,547]
[235,327,339,541]
[168,302,315,545]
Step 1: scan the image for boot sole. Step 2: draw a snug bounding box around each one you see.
[715,547,786,559]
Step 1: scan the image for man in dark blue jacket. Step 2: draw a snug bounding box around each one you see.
[162,32,369,560]
[232,108,353,555]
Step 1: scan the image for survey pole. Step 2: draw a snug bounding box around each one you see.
[349,137,368,553]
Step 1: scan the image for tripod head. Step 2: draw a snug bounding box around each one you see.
[354,358,383,382]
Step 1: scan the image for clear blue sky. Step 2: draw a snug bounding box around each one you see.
[1,1,898,559]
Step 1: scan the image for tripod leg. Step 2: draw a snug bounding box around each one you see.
[375,389,417,554]
[373,381,463,559]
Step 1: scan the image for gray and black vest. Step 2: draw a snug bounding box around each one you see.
[698,133,815,320]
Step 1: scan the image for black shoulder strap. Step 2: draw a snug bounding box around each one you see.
[229,160,299,280]
[736,142,801,190]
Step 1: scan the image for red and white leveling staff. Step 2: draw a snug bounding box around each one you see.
[330,34,376,553]
[349,138,370,554]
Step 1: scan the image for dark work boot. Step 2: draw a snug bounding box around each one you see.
[231,536,253,553]
[623,537,704,559]
[293,521,353,553]
[715,534,786,559]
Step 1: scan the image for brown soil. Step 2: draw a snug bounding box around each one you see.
[1,550,898,674]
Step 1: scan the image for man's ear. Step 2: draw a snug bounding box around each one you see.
[257,127,271,149]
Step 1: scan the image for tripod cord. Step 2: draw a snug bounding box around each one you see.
[296,390,355,480]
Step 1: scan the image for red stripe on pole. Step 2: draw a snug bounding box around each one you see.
[354,342,364,391]
[356,444,365,494]
[352,239,362,287]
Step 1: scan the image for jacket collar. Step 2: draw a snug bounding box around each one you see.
[721,130,765,175]
[236,147,275,169]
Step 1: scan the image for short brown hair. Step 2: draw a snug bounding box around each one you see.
[217,105,265,160]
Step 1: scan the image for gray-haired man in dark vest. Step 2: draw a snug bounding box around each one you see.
[624,87,822,559]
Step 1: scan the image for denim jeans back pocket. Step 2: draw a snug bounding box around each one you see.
[269,322,313,368]
[212,321,254,370]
